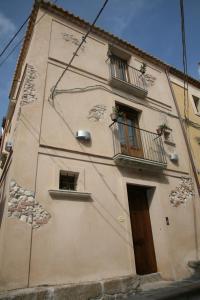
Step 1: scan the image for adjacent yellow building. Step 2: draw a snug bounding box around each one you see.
[170,75,200,186]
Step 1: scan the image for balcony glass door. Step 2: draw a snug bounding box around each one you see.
[118,110,143,158]
[110,55,129,82]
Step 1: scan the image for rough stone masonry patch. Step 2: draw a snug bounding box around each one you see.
[8,180,51,229]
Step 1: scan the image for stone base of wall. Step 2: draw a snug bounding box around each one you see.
[2,274,200,300]
[0,275,144,300]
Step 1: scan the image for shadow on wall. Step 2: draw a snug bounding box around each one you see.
[118,166,169,185]
[0,196,6,229]
[50,98,200,262]
[20,111,135,249]
[0,179,6,228]
[18,93,198,259]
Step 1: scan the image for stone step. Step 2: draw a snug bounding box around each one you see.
[139,273,163,285]
[133,277,200,300]
[139,280,173,292]
[137,273,174,295]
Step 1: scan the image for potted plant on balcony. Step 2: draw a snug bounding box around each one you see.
[156,123,171,136]
[140,62,147,75]
[110,106,124,122]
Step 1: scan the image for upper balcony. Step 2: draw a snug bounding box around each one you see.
[111,122,167,169]
[108,55,148,98]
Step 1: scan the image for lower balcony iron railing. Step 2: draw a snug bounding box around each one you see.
[111,122,167,168]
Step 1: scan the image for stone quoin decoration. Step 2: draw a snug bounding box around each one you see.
[88,104,107,121]
[8,180,51,229]
[169,177,194,207]
[62,33,85,51]
[21,64,37,105]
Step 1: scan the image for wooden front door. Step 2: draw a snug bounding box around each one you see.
[118,107,143,158]
[127,185,157,275]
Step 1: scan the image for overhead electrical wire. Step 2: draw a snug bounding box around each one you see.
[0,0,58,69]
[0,15,30,59]
[180,0,189,122]
[0,38,24,68]
[50,0,109,100]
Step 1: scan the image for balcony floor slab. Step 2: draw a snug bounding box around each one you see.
[109,76,148,98]
[113,153,167,170]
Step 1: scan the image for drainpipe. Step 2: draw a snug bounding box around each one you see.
[165,69,200,197]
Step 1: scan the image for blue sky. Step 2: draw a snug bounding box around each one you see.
[0,0,199,123]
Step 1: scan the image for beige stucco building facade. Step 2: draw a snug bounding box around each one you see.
[0,1,200,293]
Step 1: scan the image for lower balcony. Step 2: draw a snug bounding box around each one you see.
[111,122,167,169]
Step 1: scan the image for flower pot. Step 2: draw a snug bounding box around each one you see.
[156,128,162,136]
[110,112,117,122]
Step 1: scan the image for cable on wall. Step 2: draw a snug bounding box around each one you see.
[50,0,109,102]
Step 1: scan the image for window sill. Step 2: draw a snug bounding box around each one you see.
[48,189,92,201]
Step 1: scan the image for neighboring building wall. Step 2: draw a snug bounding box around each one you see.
[170,76,200,184]
[0,3,200,292]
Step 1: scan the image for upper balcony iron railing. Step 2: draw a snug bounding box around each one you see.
[111,122,167,168]
[108,56,148,97]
